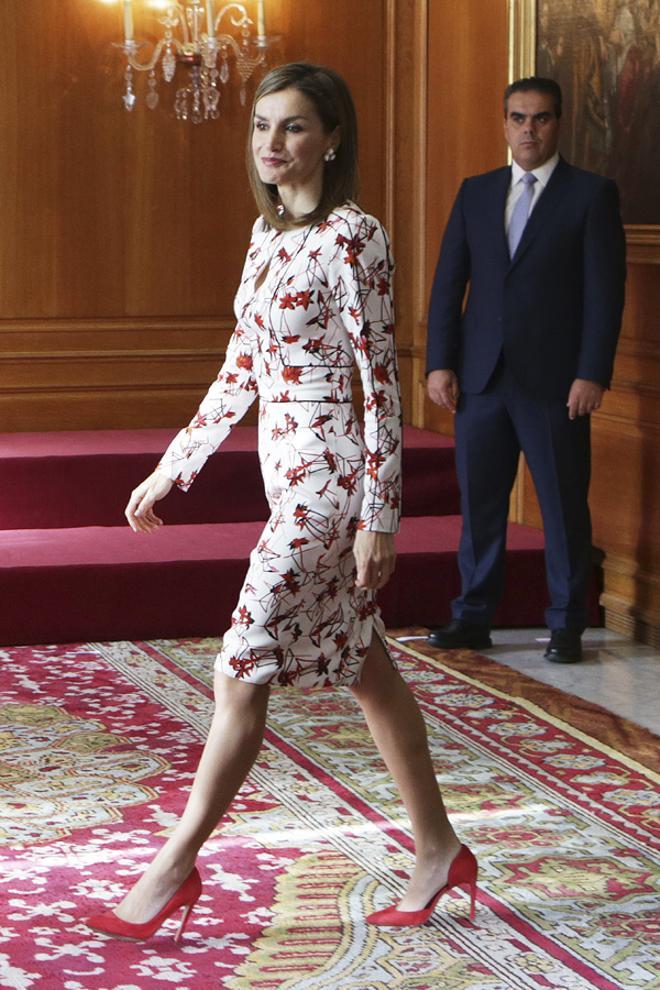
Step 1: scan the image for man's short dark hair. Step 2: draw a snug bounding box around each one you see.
[504,77,562,118]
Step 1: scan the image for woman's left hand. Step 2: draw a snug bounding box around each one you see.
[353,530,396,590]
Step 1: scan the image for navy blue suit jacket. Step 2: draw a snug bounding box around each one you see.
[426,158,626,399]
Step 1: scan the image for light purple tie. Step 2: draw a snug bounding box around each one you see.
[508,172,537,257]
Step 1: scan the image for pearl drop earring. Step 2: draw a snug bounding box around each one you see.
[324,149,336,162]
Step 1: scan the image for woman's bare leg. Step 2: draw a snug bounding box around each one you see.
[114,671,270,923]
[350,634,462,910]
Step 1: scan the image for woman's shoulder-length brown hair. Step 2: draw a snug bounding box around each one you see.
[246,62,359,231]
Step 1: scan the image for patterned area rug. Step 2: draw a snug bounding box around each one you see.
[0,637,658,990]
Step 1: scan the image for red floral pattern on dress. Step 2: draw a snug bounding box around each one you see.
[158,203,401,687]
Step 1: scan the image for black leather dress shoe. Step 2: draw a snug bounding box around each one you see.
[544,629,583,664]
[427,619,492,650]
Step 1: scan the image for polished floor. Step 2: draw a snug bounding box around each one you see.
[398,628,660,735]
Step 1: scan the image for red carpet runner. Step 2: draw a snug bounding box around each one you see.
[0,638,657,989]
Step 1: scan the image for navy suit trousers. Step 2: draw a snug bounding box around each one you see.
[452,362,592,630]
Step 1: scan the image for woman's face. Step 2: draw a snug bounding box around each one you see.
[252,87,336,193]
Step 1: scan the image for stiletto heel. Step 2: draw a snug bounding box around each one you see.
[175,899,196,943]
[468,878,477,921]
[366,844,478,927]
[85,867,202,942]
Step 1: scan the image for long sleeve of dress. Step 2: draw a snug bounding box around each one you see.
[330,214,402,533]
[157,324,258,491]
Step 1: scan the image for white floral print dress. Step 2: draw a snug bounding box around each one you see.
[158,202,402,687]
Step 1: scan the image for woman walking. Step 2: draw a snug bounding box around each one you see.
[85,62,476,940]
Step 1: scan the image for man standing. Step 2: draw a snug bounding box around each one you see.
[426,77,626,663]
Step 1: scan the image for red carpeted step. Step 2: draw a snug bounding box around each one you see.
[1,522,263,645]
[0,426,459,529]
[0,515,600,646]
[0,428,269,529]
[399,428,459,517]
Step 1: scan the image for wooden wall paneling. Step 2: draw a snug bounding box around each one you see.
[587,262,660,643]
[593,407,660,647]
[380,0,428,424]
[0,318,236,431]
[419,0,509,432]
[0,0,255,321]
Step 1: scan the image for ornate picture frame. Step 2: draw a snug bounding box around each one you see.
[508,0,660,263]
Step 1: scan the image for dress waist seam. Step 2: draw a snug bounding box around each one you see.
[260,397,353,404]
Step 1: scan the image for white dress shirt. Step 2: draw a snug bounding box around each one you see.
[505,152,560,233]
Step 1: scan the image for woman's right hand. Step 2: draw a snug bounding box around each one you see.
[125,469,174,533]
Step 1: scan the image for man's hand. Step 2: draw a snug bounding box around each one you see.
[567,378,604,419]
[427,369,460,413]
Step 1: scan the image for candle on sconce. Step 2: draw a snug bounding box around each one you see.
[123,0,134,41]
[205,0,215,37]
[256,0,266,38]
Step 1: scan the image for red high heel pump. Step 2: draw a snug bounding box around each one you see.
[366,844,478,927]
[85,867,202,942]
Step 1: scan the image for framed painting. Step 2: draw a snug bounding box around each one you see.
[508,0,660,262]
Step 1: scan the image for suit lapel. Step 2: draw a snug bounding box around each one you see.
[484,167,512,265]
[509,157,572,268]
